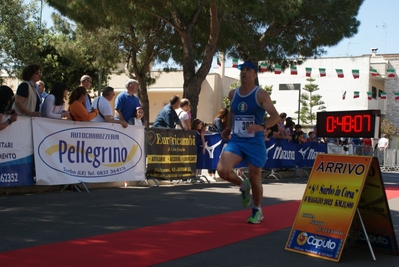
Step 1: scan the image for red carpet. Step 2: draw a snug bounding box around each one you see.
[385,185,399,199]
[0,201,299,267]
[1,186,399,267]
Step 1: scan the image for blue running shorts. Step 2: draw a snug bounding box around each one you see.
[223,135,267,168]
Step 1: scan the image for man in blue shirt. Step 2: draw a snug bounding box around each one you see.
[114,79,141,124]
[153,95,185,129]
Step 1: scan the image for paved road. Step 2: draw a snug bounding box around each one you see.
[1,172,399,266]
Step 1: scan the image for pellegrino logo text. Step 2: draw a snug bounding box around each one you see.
[38,127,143,177]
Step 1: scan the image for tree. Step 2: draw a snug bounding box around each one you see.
[381,117,399,137]
[46,0,176,122]
[0,1,120,92]
[296,77,326,125]
[46,15,122,93]
[47,0,364,120]
[223,0,364,65]
[0,0,42,80]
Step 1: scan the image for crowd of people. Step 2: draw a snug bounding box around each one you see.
[1,63,393,225]
[0,64,146,130]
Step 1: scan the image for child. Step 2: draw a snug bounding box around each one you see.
[130,106,147,126]
[191,118,206,155]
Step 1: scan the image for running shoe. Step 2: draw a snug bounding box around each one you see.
[240,178,251,207]
[247,208,263,224]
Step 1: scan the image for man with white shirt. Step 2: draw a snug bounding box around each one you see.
[91,86,128,128]
[175,98,191,130]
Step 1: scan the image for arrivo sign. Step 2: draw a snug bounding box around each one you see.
[316,110,380,138]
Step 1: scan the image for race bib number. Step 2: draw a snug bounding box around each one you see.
[234,115,255,138]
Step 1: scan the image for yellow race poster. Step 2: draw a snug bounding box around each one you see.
[286,154,372,262]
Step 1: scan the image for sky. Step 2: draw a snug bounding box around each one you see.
[37,0,398,60]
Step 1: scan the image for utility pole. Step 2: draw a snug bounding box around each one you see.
[39,0,43,28]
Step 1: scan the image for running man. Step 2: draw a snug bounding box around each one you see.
[217,61,280,224]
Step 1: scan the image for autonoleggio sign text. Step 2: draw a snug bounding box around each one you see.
[146,128,197,180]
[33,118,145,185]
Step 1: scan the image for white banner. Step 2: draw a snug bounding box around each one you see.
[0,116,35,187]
[32,118,145,185]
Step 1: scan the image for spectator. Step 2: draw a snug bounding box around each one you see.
[207,108,229,177]
[175,98,191,130]
[285,117,295,136]
[377,134,389,165]
[0,85,18,131]
[213,108,229,132]
[277,112,288,137]
[115,79,141,125]
[153,95,185,129]
[307,131,317,142]
[67,86,98,121]
[12,64,42,117]
[36,80,48,103]
[297,131,307,144]
[192,118,206,155]
[131,106,146,126]
[79,75,93,111]
[91,86,128,128]
[40,82,69,119]
[292,124,307,144]
[378,134,389,150]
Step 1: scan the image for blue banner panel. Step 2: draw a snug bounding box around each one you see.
[0,155,35,187]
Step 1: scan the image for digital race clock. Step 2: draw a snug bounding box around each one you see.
[316,110,380,138]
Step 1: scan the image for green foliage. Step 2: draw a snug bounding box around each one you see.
[46,0,363,120]
[221,0,364,64]
[0,2,121,93]
[0,0,42,79]
[381,117,399,137]
[295,77,325,125]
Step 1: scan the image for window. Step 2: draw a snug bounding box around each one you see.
[279,83,301,90]
[372,86,377,99]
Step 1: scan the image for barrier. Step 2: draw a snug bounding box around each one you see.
[146,127,197,181]
[196,134,327,180]
[0,116,35,187]
[8,115,381,190]
[1,117,146,189]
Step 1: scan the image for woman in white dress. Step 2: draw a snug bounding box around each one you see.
[40,82,69,119]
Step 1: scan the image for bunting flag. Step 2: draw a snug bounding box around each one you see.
[352,69,360,79]
[354,91,359,98]
[370,68,379,77]
[367,92,373,100]
[305,67,312,77]
[217,56,221,66]
[319,68,326,77]
[336,69,344,78]
[380,91,387,99]
[387,69,396,78]
[291,66,297,75]
[274,64,282,74]
[232,58,239,68]
[395,92,399,100]
[260,62,267,72]
[342,91,346,100]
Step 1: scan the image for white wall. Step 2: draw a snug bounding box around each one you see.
[224,56,384,124]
